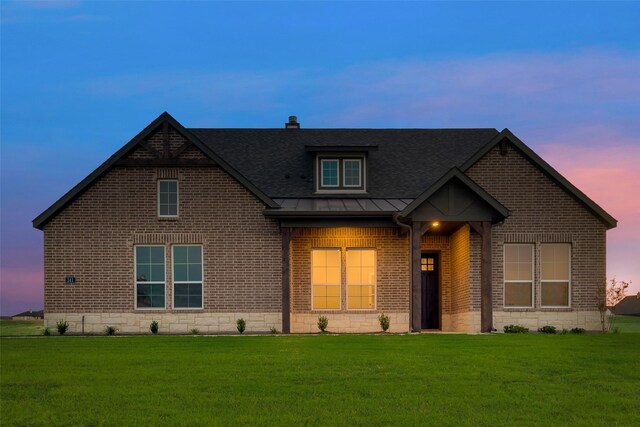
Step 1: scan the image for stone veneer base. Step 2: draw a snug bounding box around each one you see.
[291,312,410,333]
[493,310,602,332]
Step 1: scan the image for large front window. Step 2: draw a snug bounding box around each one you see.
[504,244,533,308]
[173,245,203,309]
[346,249,376,309]
[136,246,165,309]
[311,249,341,309]
[541,244,570,307]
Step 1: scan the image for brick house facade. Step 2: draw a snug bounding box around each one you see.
[33,113,616,333]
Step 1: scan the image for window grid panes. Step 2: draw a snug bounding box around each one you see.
[504,244,533,307]
[347,249,376,310]
[541,244,570,307]
[136,246,165,309]
[321,160,339,187]
[312,249,341,309]
[173,245,203,309]
[343,159,362,187]
[158,180,178,217]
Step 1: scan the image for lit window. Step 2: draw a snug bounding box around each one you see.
[343,159,362,187]
[504,244,533,308]
[312,249,341,309]
[136,246,165,309]
[321,160,339,187]
[347,249,376,309]
[541,244,570,307]
[173,246,203,309]
[421,257,434,271]
[158,180,178,217]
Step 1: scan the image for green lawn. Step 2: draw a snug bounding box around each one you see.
[2,334,639,426]
[612,315,640,333]
[0,320,44,337]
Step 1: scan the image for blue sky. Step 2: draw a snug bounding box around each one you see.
[1,1,639,314]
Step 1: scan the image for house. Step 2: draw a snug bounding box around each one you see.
[12,310,44,321]
[613,295,640,316]
[32,113,617,334]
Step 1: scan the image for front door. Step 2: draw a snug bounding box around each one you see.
[421,253,440,329]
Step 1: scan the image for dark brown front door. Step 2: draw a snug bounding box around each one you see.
[421,253,440,329]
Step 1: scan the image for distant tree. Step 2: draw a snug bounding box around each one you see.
[598,277,631,332]
[607,277,630,307]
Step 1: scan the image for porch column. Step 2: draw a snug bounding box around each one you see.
[281,228,291,334]
[470,221,493,332]
[411,221,423,332]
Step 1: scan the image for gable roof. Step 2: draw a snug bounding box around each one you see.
[12,310,44,318]
[461,129,617,229]
[32,112,278,229]
[613,295,640,315]
[190,128,499,199]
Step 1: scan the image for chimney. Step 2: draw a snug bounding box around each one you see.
[285,115,300,129]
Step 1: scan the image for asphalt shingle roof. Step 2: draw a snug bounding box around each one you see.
[190,128,499,198]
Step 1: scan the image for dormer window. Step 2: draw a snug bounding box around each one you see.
[317,156,365,192]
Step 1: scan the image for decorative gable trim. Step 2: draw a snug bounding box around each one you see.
[461,129,617,229]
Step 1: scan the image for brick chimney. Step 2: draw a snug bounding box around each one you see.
[285,115,300,129]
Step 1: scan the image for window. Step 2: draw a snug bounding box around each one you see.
[504,244,533,308]
[343,159,362,187]
[136,246,165,309]
[347,249,376,309]
[311,249,341,309]
[317,157,365,191]
[321,159,339,187]
[173,245,203,309]
[158,180,178,217]
[541,244,570,307]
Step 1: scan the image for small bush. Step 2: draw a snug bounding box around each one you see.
[150,321,159,334]
[56,320,69,335]
[560,328,569,335]
[378,314,390,332]
[570,327,586,334]
[318,316,328,333]
[42,327,51,336]
[504,324,529,334]
[190,328,199,335]
[538,325,557,334]
[236,318,246,334]
[270,327,278,334]
[105,326,118,336]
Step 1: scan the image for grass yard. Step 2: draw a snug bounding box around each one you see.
[611,315,640,333]
[2,334,639,426]
[0,320,44,337]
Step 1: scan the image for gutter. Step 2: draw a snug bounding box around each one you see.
[393,212,413,333]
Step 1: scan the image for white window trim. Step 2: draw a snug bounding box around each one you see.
[540,243,572,308]
[320,159,340,188]
[134,245,166,311]
[346,248,377,311]
[158,179,179,218]
[503,244,534,309]
[311,248,342,310]
[172,244,204,310]
[342,158,362,188]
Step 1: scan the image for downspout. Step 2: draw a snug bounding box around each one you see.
[393,213,413,333]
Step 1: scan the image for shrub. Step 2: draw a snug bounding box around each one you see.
[150,321,159,334]
[270,327,278,334]
[503,324,529,334]
[190,328,199,335]
[538,325,557,334]
[317,316,328,333]
[56,320,69,335]
[378,314,390,332]
[570,327,586,334]
[42,327,51,336]
[105,326,118,336]
[236,318,246,334]
[560,328,569,335]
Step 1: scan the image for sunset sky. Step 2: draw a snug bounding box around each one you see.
[1,1,639,315]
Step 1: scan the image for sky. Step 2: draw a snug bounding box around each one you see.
[1,1,639,315]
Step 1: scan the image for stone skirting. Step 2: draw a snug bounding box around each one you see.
[291,312,410,333]
[442,311,481,333]
[44,312,282,334]
[493,310,602,331]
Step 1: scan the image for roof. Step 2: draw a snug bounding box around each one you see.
[190,128,499,199]
[613,295,640,316]
[265,198,412,218]
[12,310,44,318]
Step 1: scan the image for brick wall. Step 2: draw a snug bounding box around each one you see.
[467,143,607,313]
[43,130,282,317]
[450,224,471,315]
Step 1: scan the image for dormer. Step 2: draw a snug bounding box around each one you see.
[305,145,378,194]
